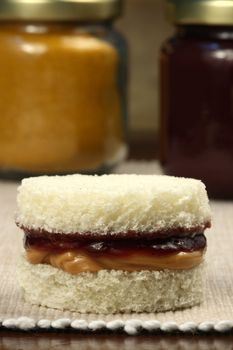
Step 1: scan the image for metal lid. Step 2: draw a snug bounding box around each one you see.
[0,0,122,21]
[167,0,233,25]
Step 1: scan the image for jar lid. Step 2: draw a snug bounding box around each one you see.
[167,0,233,25]
[0,0,122,21]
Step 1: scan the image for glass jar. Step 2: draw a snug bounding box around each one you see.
[0,0,127,177]
[160,0,233,198]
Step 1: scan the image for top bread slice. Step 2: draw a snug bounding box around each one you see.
[16,174,211,236]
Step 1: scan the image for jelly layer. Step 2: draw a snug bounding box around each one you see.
[24,233,206,255]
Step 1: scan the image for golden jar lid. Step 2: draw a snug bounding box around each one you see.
[0,0,122,21]
[167,0,233,25]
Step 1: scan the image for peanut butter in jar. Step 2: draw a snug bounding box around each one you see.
[0,0,128,177]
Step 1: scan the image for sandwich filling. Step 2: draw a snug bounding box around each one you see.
[23,230,206,274]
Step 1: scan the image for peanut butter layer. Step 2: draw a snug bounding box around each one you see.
[26,248,205,274]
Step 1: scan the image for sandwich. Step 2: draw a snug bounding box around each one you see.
[16,174,211,313]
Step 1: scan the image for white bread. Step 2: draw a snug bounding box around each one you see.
[18,255,204,314]
[16,174,211,235]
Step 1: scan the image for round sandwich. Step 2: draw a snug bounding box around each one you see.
[16,174,211,314]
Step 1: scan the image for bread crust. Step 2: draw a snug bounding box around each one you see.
[18,256,204,314]
[19,223,211,240]
[16,174,211,235]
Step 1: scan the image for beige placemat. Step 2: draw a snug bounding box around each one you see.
[0,161,233,333]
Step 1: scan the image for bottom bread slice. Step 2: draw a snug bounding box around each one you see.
[18,255,204,314]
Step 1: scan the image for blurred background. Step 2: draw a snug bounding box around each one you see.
[117,0,172,157]
[0,0,232,197]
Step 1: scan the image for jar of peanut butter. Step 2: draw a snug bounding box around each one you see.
[0,0,127,177]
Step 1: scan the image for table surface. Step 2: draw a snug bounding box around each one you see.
[1,160,233,350]
[1,331,233,350]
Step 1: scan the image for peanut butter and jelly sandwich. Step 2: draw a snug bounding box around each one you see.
[16,174,211,314]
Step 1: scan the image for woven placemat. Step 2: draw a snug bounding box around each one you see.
[0,161,233,334]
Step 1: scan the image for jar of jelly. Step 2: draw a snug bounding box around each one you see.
[160,0,233,198]
[0,0,127,178]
